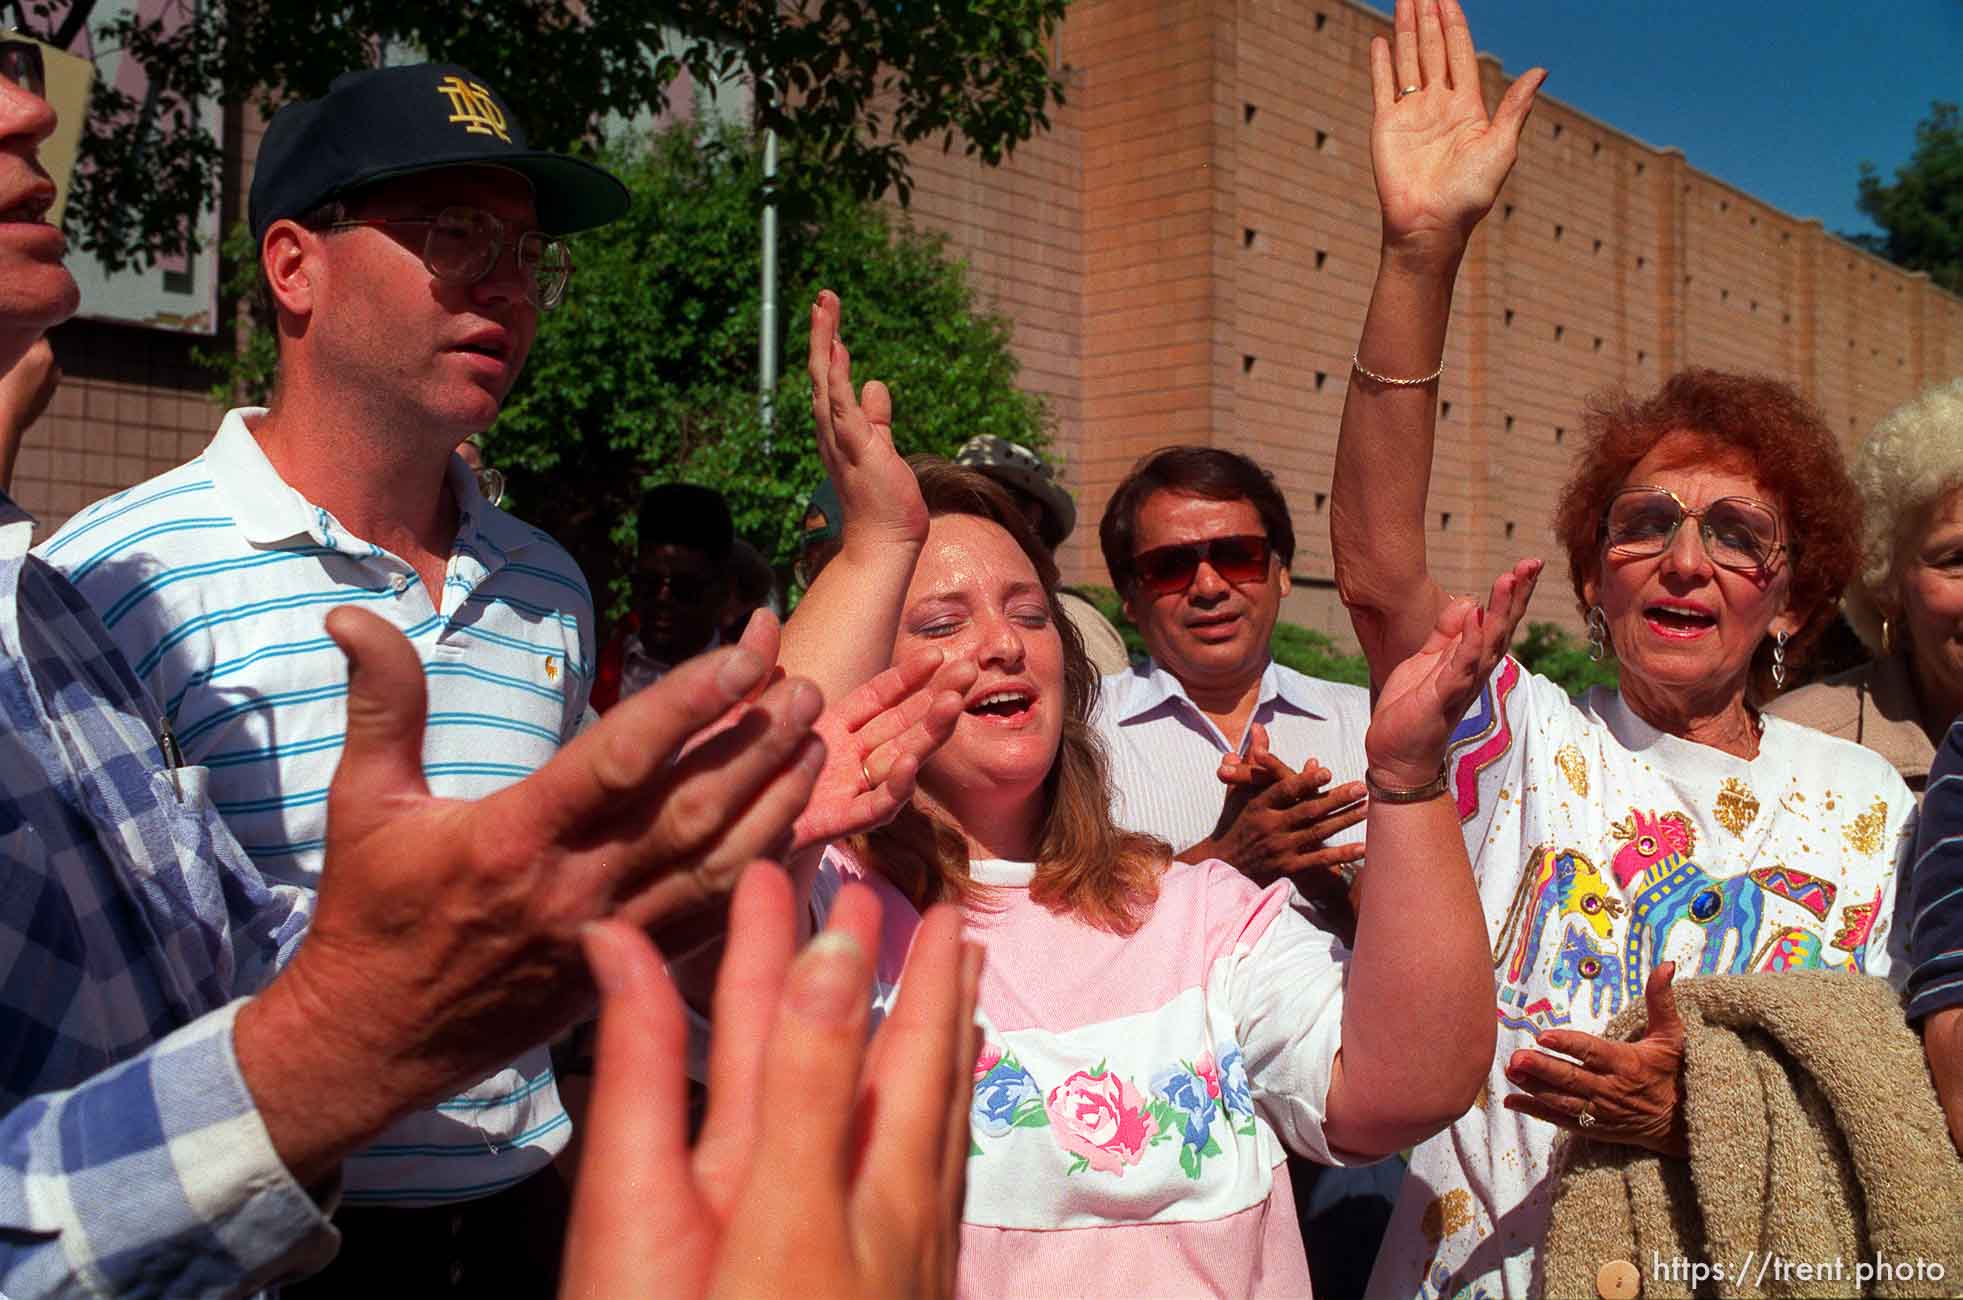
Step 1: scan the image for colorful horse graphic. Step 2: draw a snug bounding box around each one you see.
[1548,923,1625,1019]
[1494,845,1623,991]
[1752,883,1883,973]
[1611,808,1770,1000]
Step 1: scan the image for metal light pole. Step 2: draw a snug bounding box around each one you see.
[758,126,779,438]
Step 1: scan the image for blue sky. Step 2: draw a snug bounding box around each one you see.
[1456,1,1963,238]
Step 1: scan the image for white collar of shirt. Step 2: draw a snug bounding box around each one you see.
[207,407,536,565]
[969,859,1035,887]
[1111,657,1336,730]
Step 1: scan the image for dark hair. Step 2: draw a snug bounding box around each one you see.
[1099,446,1296,596]
[637,483,735,564]
[815,457,1168,934]
[1551,368,1862,705]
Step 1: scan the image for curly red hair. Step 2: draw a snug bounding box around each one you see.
[1551,369,1861,704]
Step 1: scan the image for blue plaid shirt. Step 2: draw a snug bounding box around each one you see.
[0,492,330,1297]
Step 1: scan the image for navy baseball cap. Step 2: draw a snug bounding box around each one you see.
[248,63,629,242]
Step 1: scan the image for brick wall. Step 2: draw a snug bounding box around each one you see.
[19,0,1963,652]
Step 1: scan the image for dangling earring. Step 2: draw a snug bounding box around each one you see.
[1880,615,1896,658]
[1586,606,1609,662]
[1771,629,1790,689]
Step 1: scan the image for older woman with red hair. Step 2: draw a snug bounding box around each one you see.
[1329,2,1916,1296]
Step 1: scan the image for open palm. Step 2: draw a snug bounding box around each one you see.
[1369,0,1544,250]
[1367,559,1540,781]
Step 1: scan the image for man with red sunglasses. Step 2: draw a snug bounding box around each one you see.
[1094,446,1399,1298]
[1094,447,1371,889]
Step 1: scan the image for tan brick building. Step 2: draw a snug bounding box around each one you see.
[17,0,1963,644]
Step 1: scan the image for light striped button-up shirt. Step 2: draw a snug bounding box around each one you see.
[1091,659,1371,858]
[37,408,592,1207]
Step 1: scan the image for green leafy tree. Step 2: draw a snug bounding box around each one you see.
[1852,100,1963,293]
[483,126,1049,617]
[25,0,1068,273]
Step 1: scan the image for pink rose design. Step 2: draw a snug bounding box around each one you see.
[1045,1069,1157,1174]
[973,1041,1004,1082]
[1194,1050,1220,1099]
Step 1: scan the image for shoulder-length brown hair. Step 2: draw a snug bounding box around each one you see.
[1551,369,1862,705]
[817,457,1168,934]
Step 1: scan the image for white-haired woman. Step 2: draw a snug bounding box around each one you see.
[1770,378,1963,799]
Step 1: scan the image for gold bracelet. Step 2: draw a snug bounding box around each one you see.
[1365,763,1449,803]
[1351,353,1445,387]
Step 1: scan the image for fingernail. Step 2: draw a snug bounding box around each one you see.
[786,930,866,1024]
[788,678,824,726]
[581,923,629,997]
[718,648,766,697]
[799,734,826,772]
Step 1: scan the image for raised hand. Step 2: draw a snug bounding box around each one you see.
[236,606,830,1187]
[1369,0,1544,254]
[560,864,979,1299]
[1366,557,1541,786]
[808,288,927,553]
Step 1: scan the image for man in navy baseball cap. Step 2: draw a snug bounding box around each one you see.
[44,64,630,1295]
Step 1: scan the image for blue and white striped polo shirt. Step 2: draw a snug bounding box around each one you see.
[37,406,594,1206]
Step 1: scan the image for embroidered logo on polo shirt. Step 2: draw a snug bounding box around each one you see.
[544,655,559,681]
[436,75,510,141]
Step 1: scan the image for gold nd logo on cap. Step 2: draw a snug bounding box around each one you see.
[436,75,511,142]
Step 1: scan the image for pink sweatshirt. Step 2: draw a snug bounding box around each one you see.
[814,849,1360,1298]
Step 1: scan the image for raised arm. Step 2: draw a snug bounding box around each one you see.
[777,290,927,701]
[1323,562,1538,1156]
[1331,0,1542,685]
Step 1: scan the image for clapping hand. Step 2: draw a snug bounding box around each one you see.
[1199,723,1367,926]
[1365,558,1541,787]
[561,864,980,1299]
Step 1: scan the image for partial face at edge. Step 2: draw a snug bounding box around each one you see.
[0,75,79,342]
[1892,483,1963,710]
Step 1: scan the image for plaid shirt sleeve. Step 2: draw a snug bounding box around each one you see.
[0,1003,337,1299]
[0,496,333,1296]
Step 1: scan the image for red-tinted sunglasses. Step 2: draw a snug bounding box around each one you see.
[1131,534,1271,596]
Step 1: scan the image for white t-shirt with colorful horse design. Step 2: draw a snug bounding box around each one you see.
[1368,660,1914,1300]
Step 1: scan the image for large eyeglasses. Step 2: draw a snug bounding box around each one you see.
[0,36,45,97]
[1602,485,1786,573]
[1131,534,1272,597]
[325,206,573,311]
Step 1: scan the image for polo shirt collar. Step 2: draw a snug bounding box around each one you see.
[445,452,538,562]
[207,408,322,547]
[206,407,538,563]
